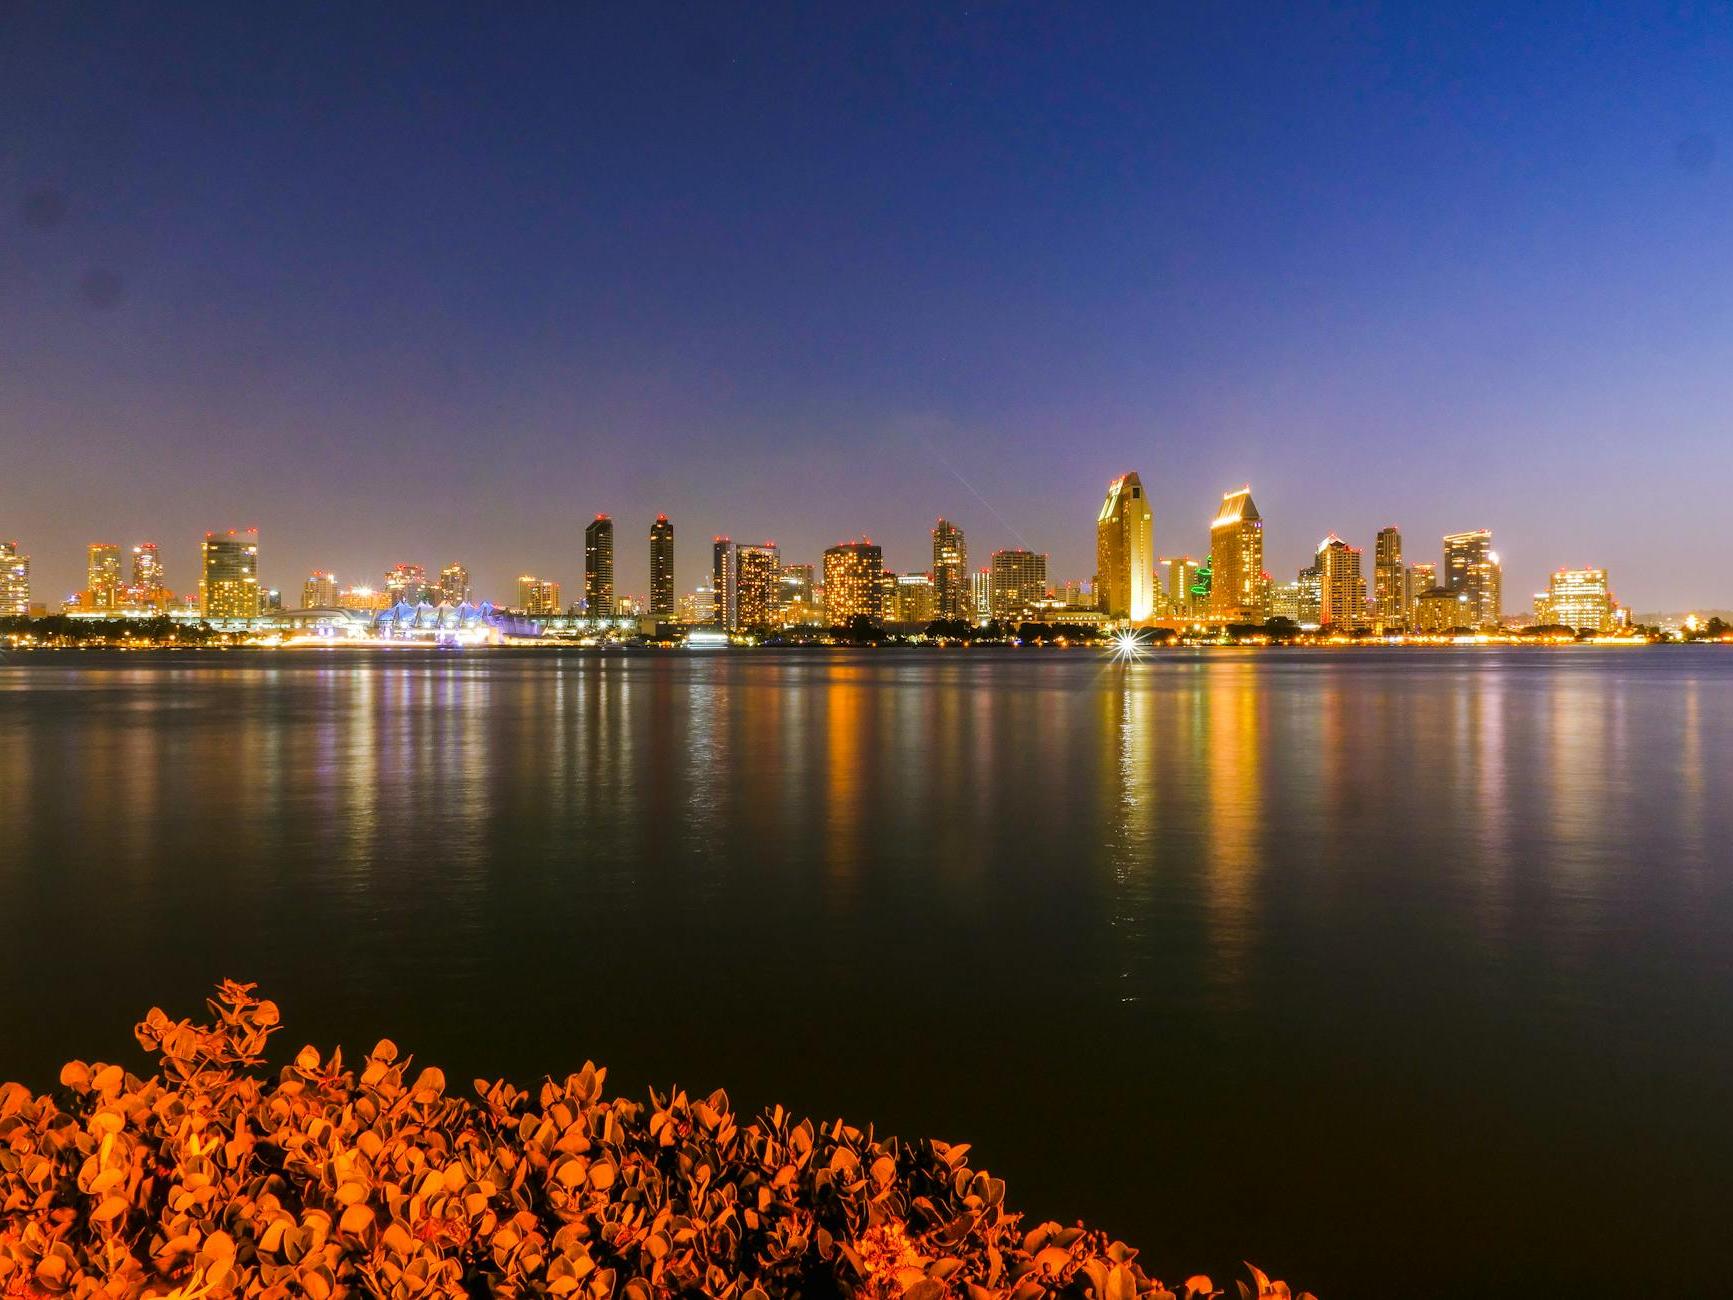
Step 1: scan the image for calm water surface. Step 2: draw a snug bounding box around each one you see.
[2,647,1729,1297]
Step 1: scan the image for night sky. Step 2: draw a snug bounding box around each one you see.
[3,3,1730,611]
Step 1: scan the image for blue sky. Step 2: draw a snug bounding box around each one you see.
[2,2,1730,610]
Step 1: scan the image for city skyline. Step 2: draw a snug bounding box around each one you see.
[3,7,1730,612]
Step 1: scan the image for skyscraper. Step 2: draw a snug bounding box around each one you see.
[1373,526,1404,629]
[1208,487,1266,624]
[302,571,338,608]
[86,542,122,611]
[822,541,884,625]
[130,543,167,606]
[1406,562,1437,623]
[1316,535,1368,629]
[712,537,737,630]
[734,543,781,630]
[438,562,470,605]
[931,519,968,619]
[585,515,615,617]
[1160,556,1202,620]
[989,549,1047,622]
[1546,568,1613,632]
[385,563,429,605]
[893,573,936,624]
[517,575,561,615]
[1296,561,1323,625]
[1443,529,1501,627]
[200,529,260,618]
[649,516,675,620]
[0,541,29,615]
[970,567,993,623]
[1095,473,1155,622]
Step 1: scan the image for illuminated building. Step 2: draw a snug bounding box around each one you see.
[338,585,390,612]
[86,542,122,611]
[990,549,1047,622]
[1209,487,1266,623]
[649,516,675,620]
[200,529,260,618]
[585,515,615,617]
[734,542,781,630]
[678,587,714,625]
[1406,562,1436,622]
[385,563,429,605]
[0,541,29,615]
[1316,535,1368,629]
[970,567,993,623]
[302,571,338,608]
[516,574,561,616]
[1095,472,1155,622]
[931,519,968,619]
[261,589,283,612]
[1443,529,1501,626]
[1547,568,1614,632]
[1269,580,1301,623]
[129,542,168,607]
[438,562,470,605]
[822,541,883,625]
[712,537,737,630]
[1296,561,1322,625]
[779,562,813,611]
[893,573,935,624]
[1160,556,1201,620]
[1373,526,1404,629]
[1415,585,1471,632]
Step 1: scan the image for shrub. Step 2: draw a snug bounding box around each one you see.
[0,983,1311,1300]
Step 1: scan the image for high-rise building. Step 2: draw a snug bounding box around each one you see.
[1296,561,1323,625]
[779,562,813,607]
[302,571,338,608]
[517,575,561,615]
[969,567,993,623]
[1443,529,1501,627]
[1316,535,1368,630]
[86,542,122,611]
[0,541,29,615]
[200,529,260,618]
[1269,580,1302,623]
[1547,568,1613,632]
[931,519,968,620]
[822,541,884,625]
[338,585,390,611]
[584,515,615,617]
[1415,586,1471,632]
[385,563,429,605]
[1406,562,1436,623]
[1160,556,1202,620]
[129,542,167,606]
[438,562,470,605]
[1208,487,1266,623]
[990,549,1047,622]
[712,537,737,630]
[892,573,936,624]
[1373,527,1404,629]
[649,516,675,620]
[734,543,781,630]
[1095,473,1155,622]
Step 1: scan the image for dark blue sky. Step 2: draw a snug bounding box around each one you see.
[3,2,1729,610]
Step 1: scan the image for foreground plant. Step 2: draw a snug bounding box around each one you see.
[0,983,1311,1300]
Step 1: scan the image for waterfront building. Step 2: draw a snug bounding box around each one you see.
[932,519,968,619]
[385,563,429,605]
[200,529,260,618]
[1160,556,1202,620]
[779,562,814,612]
[86,542,122,611]
[338,585,390,612]
[0,541,29,615]
[1317,535,1368,630]
[1547,568,1614,632]
[585,515,615,617]
[649,516,675,620]
[1209,487,1266,623]
[1295,561,1322,626]
[1443,529,1501,626]
[1269,580,1302,623]
[1096,473,1155,622]
[129,542,168,607]
[438,562,470,605]
[893,573,936,624]
[822,541,884,625]
[1374,527,1404,629]
[1415,585,1472,632]
[302,571,338,609]
[712,537,737,630]
[734,542,781,630]
[990,549,1047,622]
[970,567,993,624]
[1407,562,1437,623]
[516,574,562,616]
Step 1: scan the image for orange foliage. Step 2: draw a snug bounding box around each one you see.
[0,983,1313,1300]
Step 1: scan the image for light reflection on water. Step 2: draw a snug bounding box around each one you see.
[1,647,1730,1300]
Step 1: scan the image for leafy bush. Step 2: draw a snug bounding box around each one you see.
[0,983,1311,1300]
